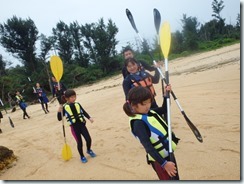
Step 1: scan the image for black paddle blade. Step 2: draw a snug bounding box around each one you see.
[153,8,161,34]
[126,9,139,33]
[11,107,16,112]
[182,112,203,143]
[9,117,14,128]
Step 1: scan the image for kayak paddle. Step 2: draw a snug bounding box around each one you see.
[0,98,14,128]
[160,22,203,143]
[50,55,72,161]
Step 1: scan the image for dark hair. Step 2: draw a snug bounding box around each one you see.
[122,46,133,55]
[123,86,153,117]
[64,89,76,98]
[124,58,138,67]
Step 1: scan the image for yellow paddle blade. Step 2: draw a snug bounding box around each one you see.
[50,56,63,82]
[62,143,72,161]
[160,22,171,59]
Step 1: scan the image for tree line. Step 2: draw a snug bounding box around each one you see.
[0,0,240,104]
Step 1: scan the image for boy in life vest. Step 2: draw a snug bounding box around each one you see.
[15,91,30,119]
[123,86,180,180]
[57,89,96,163]
[123,58,160,109]
[34,83,49,114]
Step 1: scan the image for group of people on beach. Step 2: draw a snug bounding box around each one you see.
[56,46,180,180]
[0,46,180,180]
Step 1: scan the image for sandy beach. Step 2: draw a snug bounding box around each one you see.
[0,43,240,180]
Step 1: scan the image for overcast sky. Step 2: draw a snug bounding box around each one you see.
[0,0,241,67]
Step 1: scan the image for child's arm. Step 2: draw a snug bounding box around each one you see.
[122,78,131,100]
[57,105,63,121]
[133,120,167,164]
[79,104,94,123]
[133,120,177,177]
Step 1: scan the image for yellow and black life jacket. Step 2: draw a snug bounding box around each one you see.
[129,110,179,161]
[15,95,24,103]
[130,71,156,96]
[63,102,85,125]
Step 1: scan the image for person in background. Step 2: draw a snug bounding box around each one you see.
[34,82,49,114]
[15,91,30,119]
[51,76,67,104]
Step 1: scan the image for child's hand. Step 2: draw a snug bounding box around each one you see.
[163,161,177,177]
[57,104,63,112]
[164,84,172,96]
[153,62,161,68]
[89,118,94,123]
[165,84,172,92]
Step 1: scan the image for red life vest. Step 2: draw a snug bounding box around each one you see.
[130,71,156,96]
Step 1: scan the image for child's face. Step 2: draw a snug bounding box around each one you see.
[132,99,151,114]
[66,95,76,103]
[36,83,40,87]
[126,61,138,74]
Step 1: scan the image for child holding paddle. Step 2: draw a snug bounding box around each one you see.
[57,89,96,163]
[122,57,160,109]
[34,83,49,114]
[15,91,30,119]
[123,86,180,180]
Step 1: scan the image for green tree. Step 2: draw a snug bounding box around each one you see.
[211,0,225,35]
[0,54,6,76]
[81,18,119,73]
[236,13,240,33]
[181,14,200,50]
[69,21,89,67]
[212,0,225,21]
[39,34,55,91]
[0,16,39,74]
[171,31,184,53]
[52,21,74,64]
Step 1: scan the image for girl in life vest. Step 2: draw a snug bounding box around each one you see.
[15,91,30,119]
[34,83,49,114]
[122,58,160,109]
[123,86,180,180]
[57,89,96,163]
